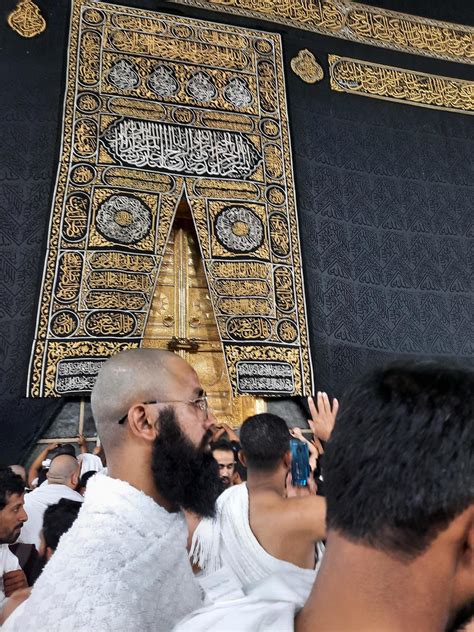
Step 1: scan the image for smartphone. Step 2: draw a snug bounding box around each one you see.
[290,439,310,487]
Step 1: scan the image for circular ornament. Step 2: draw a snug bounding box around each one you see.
[266,185,286,206]
[290,49,324,84]
[254,38,273,54]
[172,108,195,125]
[50,310,79,337]
[215,206,264,254]
[76,92,101,113]
[96,195,152,244]
[277,319,298,343]
[260,118,280,138]
[70,164,96,186]
[172,24,193,39]
[82,9,104,25]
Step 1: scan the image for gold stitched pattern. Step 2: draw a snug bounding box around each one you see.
[7,0,46,38]
[170,0,474,64]
[28,0,313,397]
[329,55,474,115]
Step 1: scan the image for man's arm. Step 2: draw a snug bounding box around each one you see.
[27,443,58,487]
[284,493,327,543]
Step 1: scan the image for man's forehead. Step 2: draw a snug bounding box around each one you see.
[213,450,235,463]
[166,362,202,394]
[4,492,24,508]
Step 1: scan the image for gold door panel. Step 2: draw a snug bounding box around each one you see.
[143,200,265,427]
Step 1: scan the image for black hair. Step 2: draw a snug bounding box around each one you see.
[42,498,82,551]
[37,467,48,486]
[0,467,25,510]
[78,470,96,490]
[324,361,474,559]
[211,439,236,457]
[240,413,290,471]
[51,444,76,459]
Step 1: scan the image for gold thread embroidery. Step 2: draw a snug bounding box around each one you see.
[328,55,474,115]
[291,50,324,84]
[169,0,474,64]
[28,0,313,398]
[7,0,46,38]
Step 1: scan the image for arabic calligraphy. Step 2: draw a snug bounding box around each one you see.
[102,119,263,178]
[7,0,46,38]
[63,193,89,243]
[236,360,294,393]
[28,0,313,398]
[85,311,137,336]
[329,56,474,115]
[170,0,473,63]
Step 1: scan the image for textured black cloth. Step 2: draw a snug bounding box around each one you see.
[0,0,472,462]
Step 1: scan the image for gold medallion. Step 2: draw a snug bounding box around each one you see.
[291,49,324,84]
[7,0,46,38]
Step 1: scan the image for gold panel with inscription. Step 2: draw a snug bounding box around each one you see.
[170,0,473,64]
[329,55,474,115]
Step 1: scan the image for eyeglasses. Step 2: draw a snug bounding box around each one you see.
[117,395,209,424]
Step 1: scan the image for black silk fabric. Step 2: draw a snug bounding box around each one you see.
[0,0,472,462]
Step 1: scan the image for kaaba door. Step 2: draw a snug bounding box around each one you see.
[142,199,265,427]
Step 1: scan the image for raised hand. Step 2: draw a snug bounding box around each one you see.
[308,392,339,442]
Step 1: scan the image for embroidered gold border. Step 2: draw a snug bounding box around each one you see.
[328,55,474,114]
[28,0,314,398]
[169,0,474,64]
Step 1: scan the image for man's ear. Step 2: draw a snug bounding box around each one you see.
[460,508,474,568]
[238,450,247,467]
[127,404,158,444]
[283,450,292,469]
[46,546,55,562]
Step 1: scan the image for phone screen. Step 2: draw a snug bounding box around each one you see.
[290,439,310,486]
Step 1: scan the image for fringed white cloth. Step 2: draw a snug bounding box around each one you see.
[174,565,316,631]
[190,483,317,587]
[4,474,203,631]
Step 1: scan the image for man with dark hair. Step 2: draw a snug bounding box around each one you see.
[297,362,474,632]
[9,349,220,631]
[1,499,83,627]
[184,405,333,630]
[39,499,82,563]
[211,439,236,490]
[0,469,28,608]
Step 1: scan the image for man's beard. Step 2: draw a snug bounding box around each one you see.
[445,600,474,632]
[151,407,221,518]
[220,476,231,489]
[0,524,23,544]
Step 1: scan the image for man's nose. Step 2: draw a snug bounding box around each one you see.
[205,408,217,429]
[19,508,28,523]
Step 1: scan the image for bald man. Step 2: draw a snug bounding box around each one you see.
[19,455,83,550]
[7,349,221,632]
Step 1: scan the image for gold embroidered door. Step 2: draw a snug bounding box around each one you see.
[142,200,265,427]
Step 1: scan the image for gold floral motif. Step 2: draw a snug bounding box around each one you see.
[7,0,46,38]
[170,0,473,64]
[329,55,474,115]
[291,50,324,84]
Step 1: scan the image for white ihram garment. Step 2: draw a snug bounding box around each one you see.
[19,480,84,550]
[5,474,203,631]
[181,483,317,631]
[0,544,20,608]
